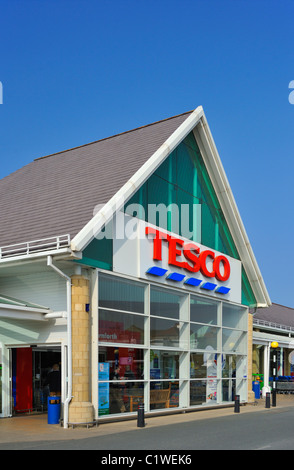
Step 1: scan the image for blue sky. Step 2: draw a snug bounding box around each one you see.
[0,0,293,307]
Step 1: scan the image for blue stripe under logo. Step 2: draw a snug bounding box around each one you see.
[146,266,231,295]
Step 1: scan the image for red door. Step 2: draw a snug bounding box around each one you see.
[15,348,33,412]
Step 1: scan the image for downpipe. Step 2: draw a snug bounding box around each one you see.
[47,255,72,429]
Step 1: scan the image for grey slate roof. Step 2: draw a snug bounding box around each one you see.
[254,303,294,329]
[0,111,192,247]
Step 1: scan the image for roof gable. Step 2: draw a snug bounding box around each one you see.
[72,107,270,307]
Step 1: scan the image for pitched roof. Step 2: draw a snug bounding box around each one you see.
[0,110,192,247]
[0,293,49,310]
[254,303,294,329]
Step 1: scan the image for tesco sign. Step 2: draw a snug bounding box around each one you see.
[145,226,230,282]
[113,215,242,303]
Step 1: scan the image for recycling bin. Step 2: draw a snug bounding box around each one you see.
[47,396,61,424]
[252,381,260,399]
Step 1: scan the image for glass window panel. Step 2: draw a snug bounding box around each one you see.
[190,324,219,350]
[150,287,183,320]
[190,352,211,379]
[98,347,145,416]
[236,356,247,379]
[201,203,217,250]
[222,355,237,378]
[146,175,177,232]
[99,275,145,313]
[99,309,145,345]
[176,143,195,197]
[125,184,147,222]
[154,152,176,184]
[222,379,236,402]
[190,379,218,405]
[222,303,247,330]
[190,296,218,325]
[169,381,180,408]
[242,267,257,308]
[98,346,144,381]
[222,328,246,353]
[150,317,180,348]
[123,130,242,262]
[128,385,146,413]
[222,378,246,402]
[222,355,247,380]
[190,380,207,405]
[176,187,200,241]
[150,350,180,380]
[106,382,145,415]
[81,231,113,270]
[149,381,177,410]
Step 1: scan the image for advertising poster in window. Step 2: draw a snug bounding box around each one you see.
[206,359,217,402]
[98,362,109,415]
[205,348,218,402]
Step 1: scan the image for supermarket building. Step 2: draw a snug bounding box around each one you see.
[0,107,271,427]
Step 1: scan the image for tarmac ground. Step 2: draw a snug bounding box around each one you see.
[1,394,294,445]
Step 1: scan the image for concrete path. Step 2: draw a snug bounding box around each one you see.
[0,394,293,445]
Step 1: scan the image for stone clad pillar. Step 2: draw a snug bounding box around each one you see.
[68,275,93,424]
[247,313,255,402]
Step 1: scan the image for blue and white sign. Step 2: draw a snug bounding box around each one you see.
[113,214,242,304]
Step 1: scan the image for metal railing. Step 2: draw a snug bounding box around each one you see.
[254,318,294,334]
[0,234,71,260]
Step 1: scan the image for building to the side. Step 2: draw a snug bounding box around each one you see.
[0,107,271,427]
[253,303,294,396]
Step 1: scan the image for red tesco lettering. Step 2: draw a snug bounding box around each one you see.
[146,227,230,282]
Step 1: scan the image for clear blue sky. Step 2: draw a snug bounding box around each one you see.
[0,0,293,307]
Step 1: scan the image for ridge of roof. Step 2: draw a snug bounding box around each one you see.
[34,110,194,162]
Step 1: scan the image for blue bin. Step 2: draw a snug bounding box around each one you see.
[252,381,260,399]
[47,396,61,424]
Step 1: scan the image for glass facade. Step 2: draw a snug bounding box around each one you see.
[125,131,240,256]
[124,131,256,307]
[97,272,248,417]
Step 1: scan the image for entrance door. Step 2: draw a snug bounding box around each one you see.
[32,348,61,411]
[10,346,61,415]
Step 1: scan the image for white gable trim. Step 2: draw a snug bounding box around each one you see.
[71,107,270,307]
[193,117,271,308]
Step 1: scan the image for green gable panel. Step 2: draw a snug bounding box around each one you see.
[76,235,112,271]
[242,267,257,308]
[77,129,257,307]
[125,131,239,257]
[125,130,257,307]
